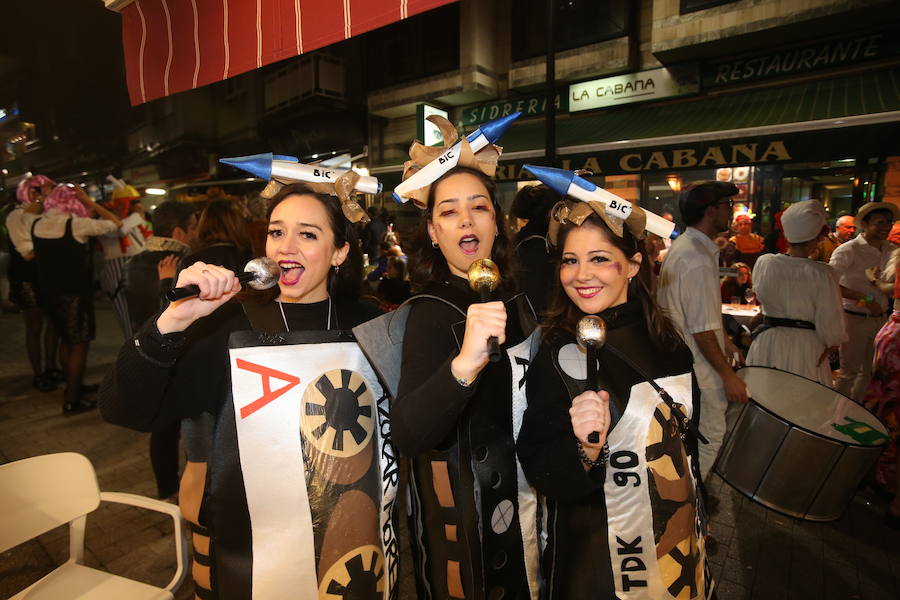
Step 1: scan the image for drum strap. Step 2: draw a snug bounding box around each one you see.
[752,315,815,340]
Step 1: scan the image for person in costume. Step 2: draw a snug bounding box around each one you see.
[6,175,63,392]
[511,183,557,316]
[33,182,122,413]
[97,177,153,339]
[746,200,847,387]
[390,115,540,600]
[729,213,764,267]
[99,181,398,599]
[516,198,710,599]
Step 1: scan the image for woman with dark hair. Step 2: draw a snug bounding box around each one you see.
[516,201,710,599]
[511,183,557,316]
[182,197,253,273]
[99,183,395,599]
[392,164,540,600]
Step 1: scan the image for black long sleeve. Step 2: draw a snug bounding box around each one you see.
[516,341,606,504]
[391,296,478,456]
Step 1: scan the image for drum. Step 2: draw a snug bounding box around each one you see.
[715,367,888,521]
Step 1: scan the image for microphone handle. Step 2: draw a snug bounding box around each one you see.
[479,285,501,363]
[586,347,601,444]
[166,272,256,302]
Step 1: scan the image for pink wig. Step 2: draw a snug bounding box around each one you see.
[15,174,56,205]
[43,184,90,217]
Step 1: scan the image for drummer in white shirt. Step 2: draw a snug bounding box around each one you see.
[746,200,847,387]
[829,202,899,402]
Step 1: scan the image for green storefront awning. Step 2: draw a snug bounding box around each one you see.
[499,67,900,157]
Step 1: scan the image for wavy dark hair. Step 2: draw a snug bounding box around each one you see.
[408,166,518,293]
[542,212,682,350]
[195,198,251,254]
[245,183,363,303]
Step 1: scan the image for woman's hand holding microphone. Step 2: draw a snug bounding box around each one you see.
[450,301,507,387]
[157,262,241,334]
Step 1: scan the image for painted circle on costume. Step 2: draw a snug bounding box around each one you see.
[557,343,587,380]
[300,369,375,459]
[490,499,515,534]
[319,544,386,599]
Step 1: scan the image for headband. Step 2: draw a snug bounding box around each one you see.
[547,199,648,247]
[397,115,505,210]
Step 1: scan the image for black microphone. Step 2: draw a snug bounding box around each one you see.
[165,257,280,302]
[467,258,502,363]
[576,316,610,444]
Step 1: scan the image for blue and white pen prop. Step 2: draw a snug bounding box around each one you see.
[220,153,382,195]
[523,165,676,240]
[392,112,522,204]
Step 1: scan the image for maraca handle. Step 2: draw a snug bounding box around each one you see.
[587,431,600,444]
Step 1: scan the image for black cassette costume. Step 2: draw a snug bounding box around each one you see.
[99,297,400,599]
[517,300,711,599]
[391,276,540,600]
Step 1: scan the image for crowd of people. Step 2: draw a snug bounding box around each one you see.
[5,130,899,598]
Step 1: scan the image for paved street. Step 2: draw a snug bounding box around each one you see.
[1,300,898,599]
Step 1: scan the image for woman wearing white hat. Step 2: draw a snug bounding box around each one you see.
[746,200,847,386]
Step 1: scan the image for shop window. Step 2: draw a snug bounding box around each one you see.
[679,0,739,15]
[363,4,459,90]
[511,0,631,62]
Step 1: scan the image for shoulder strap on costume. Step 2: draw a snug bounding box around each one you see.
[239,300,287,334]
[352,293,464,400]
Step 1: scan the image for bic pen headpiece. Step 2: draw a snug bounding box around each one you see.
[220,153,380,224]
[523,165,675,246]
[394,112,520,210]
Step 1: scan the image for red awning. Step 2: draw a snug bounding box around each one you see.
[109,0,458,105]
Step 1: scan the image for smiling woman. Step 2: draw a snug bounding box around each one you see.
[98,182,395,599]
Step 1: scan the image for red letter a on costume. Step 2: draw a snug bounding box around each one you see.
[235,358,301,419]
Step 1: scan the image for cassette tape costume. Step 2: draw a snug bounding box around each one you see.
[366,114,542,600]
[515,196,713,599]
[100,182,398,599]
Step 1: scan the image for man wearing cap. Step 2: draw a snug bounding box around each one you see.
[811,214,855,262]
[658,181,749,483]
[747,200,846,386]
[829,202,900,401]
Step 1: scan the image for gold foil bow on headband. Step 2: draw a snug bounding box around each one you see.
[399,115,502,210]
[260,170,369,224]
[547,199,649,247]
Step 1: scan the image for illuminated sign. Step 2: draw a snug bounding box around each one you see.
[568,68,698,112]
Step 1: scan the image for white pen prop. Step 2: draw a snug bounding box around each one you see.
[220,153,382,195]
[523,165,675,239]
[392,112,521,203]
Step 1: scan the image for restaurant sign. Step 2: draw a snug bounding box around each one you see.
[703,32,898,87]
[458,93,567,127]
[568,67,699,113]
[495,139,792,180]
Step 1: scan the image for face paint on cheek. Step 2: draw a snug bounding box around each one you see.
[610,262,622,274]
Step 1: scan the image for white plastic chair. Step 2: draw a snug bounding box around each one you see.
[0,452,188,599]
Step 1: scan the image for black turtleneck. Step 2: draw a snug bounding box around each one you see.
[517,299,696,503]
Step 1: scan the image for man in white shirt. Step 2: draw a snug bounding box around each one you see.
[658,181,749,482]
[829,202,899,402]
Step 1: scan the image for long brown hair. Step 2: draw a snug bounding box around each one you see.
[542,213,681,350]
[195,198,251,253]
[245,183,363,303]
[407,166,518,293]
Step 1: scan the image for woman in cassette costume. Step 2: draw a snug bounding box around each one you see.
[100,181,399,600]
[516,198,711,599]
[389,116,541,600]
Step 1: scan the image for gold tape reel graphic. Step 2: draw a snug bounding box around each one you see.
[318,544,386,600]
[301,369,376,459]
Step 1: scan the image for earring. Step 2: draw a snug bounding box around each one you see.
[431,240,439,248]
[333,265,340,274]
[628,277,633,283]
